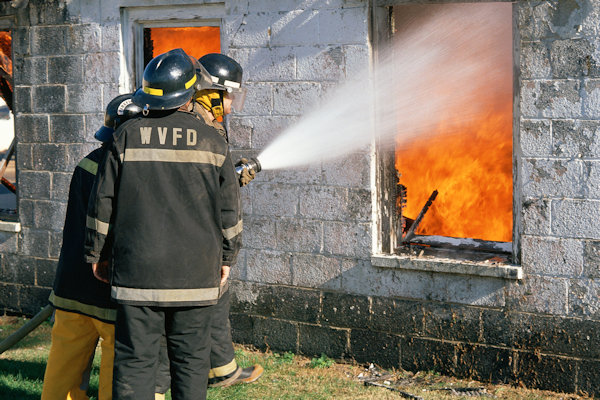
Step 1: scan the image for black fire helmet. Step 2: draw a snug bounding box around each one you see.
[198,53,243,90]
[132,48,197,112]
[95,93,142,143]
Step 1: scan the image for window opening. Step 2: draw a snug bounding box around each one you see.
[388,3,513,262]
[143,26,220,67]
[0,29,16,221]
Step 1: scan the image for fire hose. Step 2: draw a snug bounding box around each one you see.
[0,304,53,355]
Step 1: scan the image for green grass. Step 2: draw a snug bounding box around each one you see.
[0,315,592,400]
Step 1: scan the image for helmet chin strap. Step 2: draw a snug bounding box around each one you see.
[143,104,150,116]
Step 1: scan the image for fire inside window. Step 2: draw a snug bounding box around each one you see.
[143,26,220,67]
[392,4,513,258]
[0,29,15,220]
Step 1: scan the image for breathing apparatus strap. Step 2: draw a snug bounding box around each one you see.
[195,90,224,119]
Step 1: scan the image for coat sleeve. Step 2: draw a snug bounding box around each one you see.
[219,148,242,266]
[84,141,121,264]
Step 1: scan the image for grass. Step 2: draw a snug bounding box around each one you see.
[0,315,592,400]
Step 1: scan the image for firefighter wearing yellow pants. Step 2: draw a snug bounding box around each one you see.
[41,94,143,400]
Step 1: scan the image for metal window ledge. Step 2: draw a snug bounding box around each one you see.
[0,220,21,233]
[371,254,523,280]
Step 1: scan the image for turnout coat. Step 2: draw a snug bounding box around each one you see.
[84,110,242,307]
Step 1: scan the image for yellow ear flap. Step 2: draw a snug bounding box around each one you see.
[194,90,223,118]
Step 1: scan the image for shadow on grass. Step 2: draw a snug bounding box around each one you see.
[0,384,42,400]
[0,358,46,381]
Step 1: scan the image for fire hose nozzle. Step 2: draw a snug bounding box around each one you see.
[235,157,262,175]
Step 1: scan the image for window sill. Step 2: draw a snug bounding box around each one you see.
[0,220,21,233]
[371,253,523,280]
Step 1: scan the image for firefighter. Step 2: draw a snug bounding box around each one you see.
[41,94,142,400]
[84,48,242,400]
[197,53,262,386]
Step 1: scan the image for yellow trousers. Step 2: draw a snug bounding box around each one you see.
[41,309,115,400]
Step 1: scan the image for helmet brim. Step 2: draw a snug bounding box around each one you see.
[94,126,114,143]
[132,87,194,111]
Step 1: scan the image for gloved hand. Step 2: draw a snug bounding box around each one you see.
[235,157,256,187]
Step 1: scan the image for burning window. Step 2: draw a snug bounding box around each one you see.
[0,29,15,220]
[382,3,513,261]
[143,26,220,67]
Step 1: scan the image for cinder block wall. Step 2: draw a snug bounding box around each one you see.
[0,0,598,396]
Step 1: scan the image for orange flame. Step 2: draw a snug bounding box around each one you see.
[396,102,513,242]
[149,27,220,59]
[0,30,12,75]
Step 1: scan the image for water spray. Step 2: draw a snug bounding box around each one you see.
[235,157,262,175]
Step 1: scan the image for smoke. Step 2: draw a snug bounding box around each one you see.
[257,3,512,171]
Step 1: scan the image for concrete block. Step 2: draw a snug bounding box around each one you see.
[18,199,34,228]
[51,172,72,202]
[257,163,323,186]
[321,291,370,329]
[519,118,552,157]
[101,24,120,52]
[229,47,296,82]
[298,186,347,221]
[552,199,600,239]
[229,280,275,316]
[271,285,320,323]
[517,1,584,40]
[48,55,84,84]
[15,114,50,143]
[270,10,319,46]
[247,0,314,12]
[583,79,600,118]
[520,41,551,79]
[401,337,455,376]
[17,171,51,200]
[32,200,67,231]
[323,222,371,257]
[36,258,57,287]
[318,8,367,45]
[32,85,66,113]
[14,86,32,113]
[1,254,35,285]
[481,309,512,347]
[102,83,120,109]
[15,143,34,172]
[552,119,600,158]
[249,182,299,217]
[300,324,348,359]
[227,117,252,150]
[246,248,291,285]
[290,253,341,290]
[521,236,584,277]
[273,82,322,116]
[0,232,18,254]
[66,84,103,114]
[230,313,254,344]
[0,284,20,313]
[225,13,270,48]
[50,114,86,143]
[455,344,512,383]
[505,275,568,315]
[21,227,50,259]
[522,197,551,235]
[430,273,506,307]
[242,215,277,250]
[84,52,120,84]
[28,0,69,25]
[235,83,272,117]
[422,303,481,343]
[252,317,298,353]
[550,39,598,78]
[275,218,322,253]
[515,351,577,394]
[520,80,582,119]
[12,27,30,56]
[343,44,369,79]
[568,278,600,319]
[13,57,47,85]
[522,158,584,198]
[67,24,101,54]
[31,26,66,56]
[578,360,600,398]
[369,296,423,336]
[584,161,600,198]
[322,152,370,188]
[583,240,600,278]
[18,285,51,316]
[32,144,71,172]
[296,46,345,82]
[84,113,104,142]
[49,231,63,259]
[248,116,294,150]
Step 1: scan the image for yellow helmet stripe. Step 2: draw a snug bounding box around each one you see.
[185,74,197,89]
[143,86,163,96]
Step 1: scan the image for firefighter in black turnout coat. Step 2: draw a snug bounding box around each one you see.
[84,48,242,400]
[42,94,142,400]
